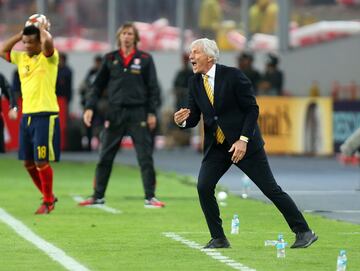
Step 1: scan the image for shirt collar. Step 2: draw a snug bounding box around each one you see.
[202,64,216,79]
[119,48,136,67]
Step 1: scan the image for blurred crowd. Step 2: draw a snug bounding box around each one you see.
[1,0,359,51]
[1,0,360,153]
[2,45,359,152]
[0,47,287,152]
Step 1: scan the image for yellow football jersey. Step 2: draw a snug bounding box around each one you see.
[11,50,59,114]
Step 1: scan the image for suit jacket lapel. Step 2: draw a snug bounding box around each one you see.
[214,64,223,110]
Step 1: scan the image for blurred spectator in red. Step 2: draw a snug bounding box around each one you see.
[0,72,18,152]
[258,53,284,96]
[337,0,360,6]
[237,51,261,95]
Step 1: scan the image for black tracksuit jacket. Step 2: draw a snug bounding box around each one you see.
[85,49,160,115]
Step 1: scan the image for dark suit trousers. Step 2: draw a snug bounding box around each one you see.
[197,142,310,239]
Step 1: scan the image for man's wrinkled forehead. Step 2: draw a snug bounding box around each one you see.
[190,44,204,54]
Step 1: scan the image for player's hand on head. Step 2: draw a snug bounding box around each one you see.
[45,18,51,31]
[43,19,51,31]
[39,20,50,31]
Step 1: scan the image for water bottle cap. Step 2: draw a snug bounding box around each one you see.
[278,234,283,240]
[233,214,239,218]
[340,250,346,255]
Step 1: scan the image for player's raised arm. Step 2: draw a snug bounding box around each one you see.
[0,31,22,61]
[39,21,54,56]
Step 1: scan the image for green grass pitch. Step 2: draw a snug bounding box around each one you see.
[0,157,359,270]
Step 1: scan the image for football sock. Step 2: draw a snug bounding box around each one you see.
[37,164,54,203]
[25,165,43,194]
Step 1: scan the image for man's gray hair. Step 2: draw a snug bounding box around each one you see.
[190,38,219,63]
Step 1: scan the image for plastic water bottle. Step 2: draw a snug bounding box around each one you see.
[241,175,251,199]
[231,214,240,234]
[336,250,347,271]
[276,234,286,258]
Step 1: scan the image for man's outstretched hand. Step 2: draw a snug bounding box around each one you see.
[174,108,190,126]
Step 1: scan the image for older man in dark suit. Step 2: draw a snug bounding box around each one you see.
[174,38,317,249]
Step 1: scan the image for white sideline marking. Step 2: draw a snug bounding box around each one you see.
[163,232,256,271]
[304,210,360,214]
[170,231,209,234]
[72,196,122,214]
[339,232,360,235]
[238,190,359,195]
[0,208,90,271]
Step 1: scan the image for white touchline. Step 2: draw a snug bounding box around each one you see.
[240,190,359,195]
[162,232,256,271]
[72,196,122,214]
[304,210,360,214]
[0,208,90,271]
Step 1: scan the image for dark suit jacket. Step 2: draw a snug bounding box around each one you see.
[184,64,264,158]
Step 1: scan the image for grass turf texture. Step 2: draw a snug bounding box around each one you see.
[0,157,359,271]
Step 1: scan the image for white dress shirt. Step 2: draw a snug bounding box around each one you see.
[202,64,216,94]
[178,64,216,127]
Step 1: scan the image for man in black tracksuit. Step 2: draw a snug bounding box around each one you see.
[80,22,165,208]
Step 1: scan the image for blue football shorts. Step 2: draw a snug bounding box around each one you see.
[19,114,61,162]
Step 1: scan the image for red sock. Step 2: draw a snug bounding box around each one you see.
[37,164,54,203]
[25,165,43,194]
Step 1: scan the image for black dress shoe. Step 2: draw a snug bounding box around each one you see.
[291,230,318,248]
[203,238,231,249]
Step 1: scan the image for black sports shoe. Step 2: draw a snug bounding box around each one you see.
[291,230,318,248]
[203,238,231,249]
